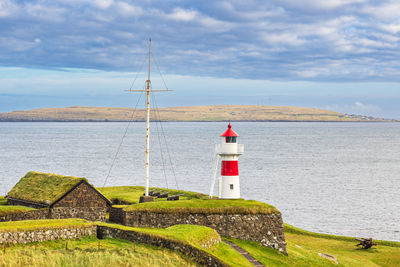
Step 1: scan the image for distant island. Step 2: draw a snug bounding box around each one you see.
[0,105,395,122]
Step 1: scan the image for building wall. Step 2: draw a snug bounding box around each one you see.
[51,182,108,221]
[53,182,107,208]
[109,209,287,254]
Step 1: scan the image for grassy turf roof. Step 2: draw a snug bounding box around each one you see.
[7,171,88,205]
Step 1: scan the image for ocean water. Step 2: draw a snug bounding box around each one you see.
[0,122,399,241]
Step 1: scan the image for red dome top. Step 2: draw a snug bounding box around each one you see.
[221,123,239,137]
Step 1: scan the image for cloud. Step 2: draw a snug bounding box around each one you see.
[115,2,142,17]
[381,23,400,34]
[262,32,306,46]
[362,1,400,20]
[0,0,399,82]
[93,0,114,9]
[167,8,197,21]
[276,0,366,11]
[0,0,18,17]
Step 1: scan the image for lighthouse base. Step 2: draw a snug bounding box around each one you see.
[218,176,240,199]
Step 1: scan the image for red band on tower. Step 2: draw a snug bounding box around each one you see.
[221,161,239,176]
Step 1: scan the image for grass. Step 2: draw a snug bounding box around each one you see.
[0,196,7,205]
[0,235,199,267]
[225,223,400,267]
[98,223,252,267]
[7,171,87,205]
[0,205,36,216]
[98,186,208,204]
[0,218,93,232]
[120,198,278,214]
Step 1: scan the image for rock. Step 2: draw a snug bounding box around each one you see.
[318,253,338,264]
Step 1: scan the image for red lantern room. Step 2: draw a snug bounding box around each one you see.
[221,122,239,143]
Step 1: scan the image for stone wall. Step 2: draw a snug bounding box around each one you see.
[97,225,227,267]
[110,210,287,254]
[0,225,96,244]
[0,207,106,223]
[109,207,125,224]
[0,209,49,222]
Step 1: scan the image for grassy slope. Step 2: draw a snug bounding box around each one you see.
[227,224,400,267]
[0,235,199,267]
[99,223,252,267]
[0,105,388,122]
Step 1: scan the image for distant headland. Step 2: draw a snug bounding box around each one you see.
[0,105,395,122]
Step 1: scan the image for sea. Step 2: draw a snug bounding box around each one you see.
[0,121,399,242]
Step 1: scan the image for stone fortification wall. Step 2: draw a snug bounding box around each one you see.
[0,225,96,244]
[109,208,287,254]
[0,208,106,222]
[0,209,49,222]
[97,225,227,267]
[109,207,124,224]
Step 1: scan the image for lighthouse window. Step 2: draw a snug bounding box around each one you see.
[230,184,234,190]
[226,136,237,143]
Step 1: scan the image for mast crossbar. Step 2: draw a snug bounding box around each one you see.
[126,90,172,92]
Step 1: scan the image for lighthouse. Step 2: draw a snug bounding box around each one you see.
[216,123,244,199]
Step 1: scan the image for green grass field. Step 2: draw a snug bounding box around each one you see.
[1,184,399,266]
[99,223,252,267]
[0,235,199,267]
[226,224,400,267]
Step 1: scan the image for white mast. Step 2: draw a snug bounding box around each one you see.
[126,38,170,202]
[145,38,151,196]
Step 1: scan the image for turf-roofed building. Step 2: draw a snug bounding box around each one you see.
[6,172,111,221]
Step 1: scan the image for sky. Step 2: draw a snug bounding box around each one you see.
[1,0,400,118]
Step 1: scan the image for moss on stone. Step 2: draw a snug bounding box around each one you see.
[7,172,87,205]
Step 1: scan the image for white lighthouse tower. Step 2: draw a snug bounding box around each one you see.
[216,123,244,199]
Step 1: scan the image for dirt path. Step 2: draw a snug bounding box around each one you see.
[223,240,265,267]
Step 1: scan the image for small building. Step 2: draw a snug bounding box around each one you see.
[6,171,111,221]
